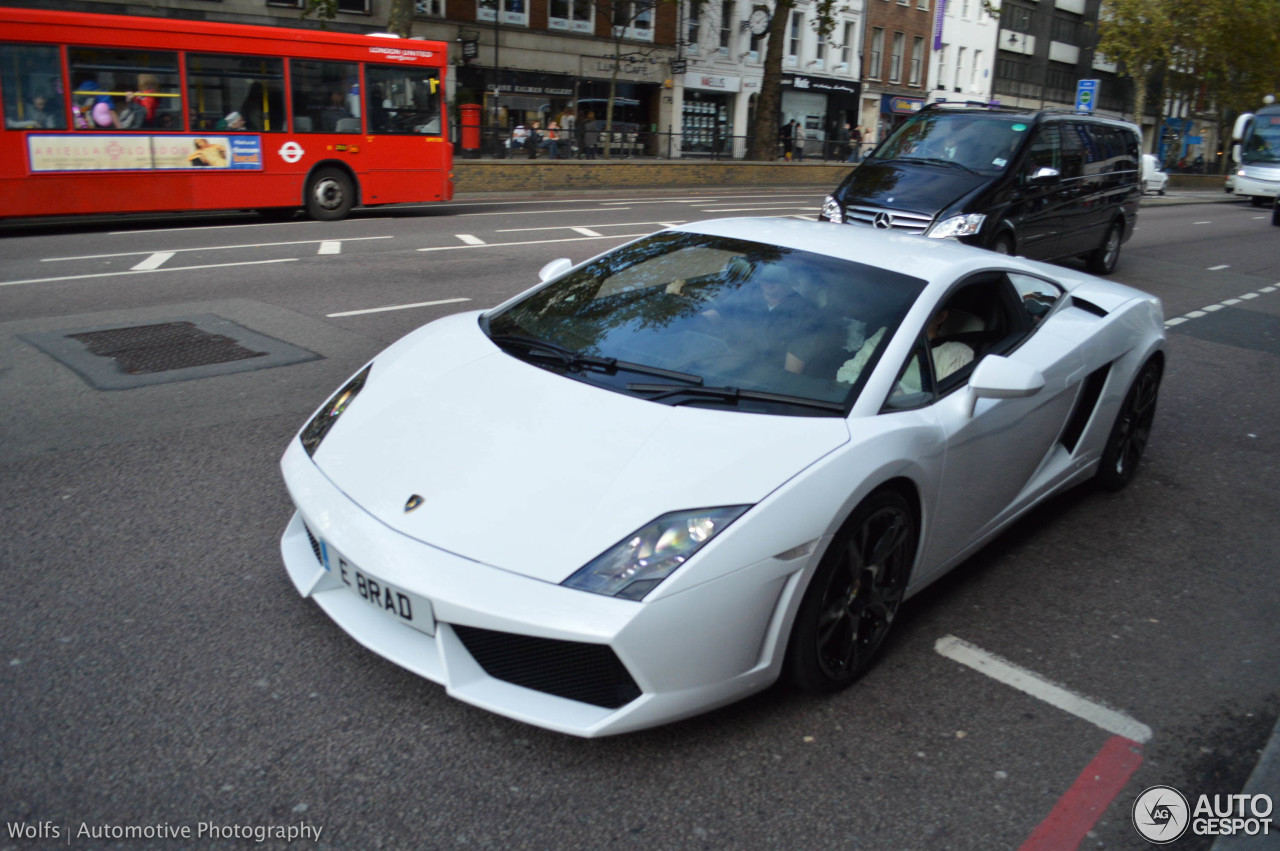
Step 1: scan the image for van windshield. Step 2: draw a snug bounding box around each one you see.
[871,113,1030,175]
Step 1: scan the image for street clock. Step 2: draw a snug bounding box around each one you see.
[748,8,771,35]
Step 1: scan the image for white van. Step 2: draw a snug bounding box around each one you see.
[1141,154,1168,195]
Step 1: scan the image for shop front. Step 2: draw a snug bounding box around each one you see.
[780,74,861,158]
[680,73,741,157]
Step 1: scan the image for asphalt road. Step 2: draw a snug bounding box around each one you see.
[1,191,1277,851]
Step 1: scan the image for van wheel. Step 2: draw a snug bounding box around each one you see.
[306,168,355,221]
[990,233,1014,256]
[1252,196,1269,208]
[1086,221,1123,275]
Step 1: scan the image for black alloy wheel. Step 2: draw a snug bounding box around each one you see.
[1087,221,1123,275]
[787,490,917,692]
[1096,359,1161,491]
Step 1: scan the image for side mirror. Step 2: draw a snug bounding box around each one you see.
[967,355,1045,416]
[538,257,573,282]
[1028,166,1061,185]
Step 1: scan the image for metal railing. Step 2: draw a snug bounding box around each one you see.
[458,124,873,163]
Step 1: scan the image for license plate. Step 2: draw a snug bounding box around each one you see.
[323,544,435,636]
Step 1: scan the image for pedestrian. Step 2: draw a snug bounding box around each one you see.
[540,120,563,159]
[583,111,599,159]
[794,122,807,161]
[779,119,795,160]
[847,125,863,163]
[527,121,542,159]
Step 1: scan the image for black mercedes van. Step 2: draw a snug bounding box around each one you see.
[818,104,1142,274]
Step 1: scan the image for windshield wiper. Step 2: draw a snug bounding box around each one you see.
[489,334,703,384]
[892,156,978,174]
[626,382,847,413]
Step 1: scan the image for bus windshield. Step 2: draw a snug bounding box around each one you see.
[1241,109,1280,165]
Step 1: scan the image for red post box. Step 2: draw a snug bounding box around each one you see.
[459,103,481,151]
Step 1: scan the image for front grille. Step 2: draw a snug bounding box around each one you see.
[453,625,642,709]
[845,205,935,235]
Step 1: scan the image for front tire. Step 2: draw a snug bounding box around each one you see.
[1096,359,1161,491]
[786,490,917,693]
[306,167,355,221]
[1086,221,1123,275]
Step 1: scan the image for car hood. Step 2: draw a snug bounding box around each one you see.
[838,160,990,214]
[311,313,851,584]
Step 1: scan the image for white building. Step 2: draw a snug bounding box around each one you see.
[926,0,999,104]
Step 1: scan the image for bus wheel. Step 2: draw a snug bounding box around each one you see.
[306,168,355,221]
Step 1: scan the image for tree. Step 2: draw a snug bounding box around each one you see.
[1095,0,1175,145]
[746,0,844,161]
[303,0,414,35]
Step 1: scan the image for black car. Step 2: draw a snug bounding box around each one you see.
[819,104,1143,274]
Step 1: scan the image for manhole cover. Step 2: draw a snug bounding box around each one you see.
[68,321,266,375]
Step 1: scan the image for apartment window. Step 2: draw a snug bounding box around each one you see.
[686,0,701,53]
[1051,15,1082,45]
[549,0,592,32]
[814,29,826,69]
[909,36,923,85]
[954,45,965,90]
[612,0,655,41]
[917,0,928,11]
[270,0,369,9]
[971,49,982,90]
[840,22,854,69]
[937,45,947,87]
[889,32,904,82]
[478,0,528,26]
[961,0,970,17]
[719,0,735,53]
[1002,5,1032,33]
[869,27,884,78]
[788,11,803,65]
[414,0,444,15]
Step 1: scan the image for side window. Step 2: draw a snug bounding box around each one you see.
[1024,123,1060,177]
[1008,272,1063,325]
[365,64,441,135]
[70,48,179,131]
[187,54,285,132]
[883,339,936,411]
[2,44,65,130]
[1059,122,1086,179]
[290,60,360,133]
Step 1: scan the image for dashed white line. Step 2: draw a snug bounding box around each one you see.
[327,297,470,318]
[0,258,298,288]
[1202,304,1226,312]
[318,241,342,255]
[418,233,649,253]
[44,236,392,262]
[131,252,175,271]
[1208,264,1230,270]
[494,221,679,233]
[935,635,1153,744]
[1163,283,1280,327]
[455,234,486,245]
[570,227,604,237]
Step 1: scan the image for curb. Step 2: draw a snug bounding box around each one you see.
[1211,713,1280,849]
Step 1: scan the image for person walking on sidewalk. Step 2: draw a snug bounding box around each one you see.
[779,119,795,161]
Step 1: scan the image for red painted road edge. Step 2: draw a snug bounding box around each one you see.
[1019,735,1145,851]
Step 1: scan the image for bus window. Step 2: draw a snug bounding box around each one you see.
[186,54,285,133]
[290,60,359,133]
[1,44,65,130]
[365,64,441,135]
[68,47,178,130]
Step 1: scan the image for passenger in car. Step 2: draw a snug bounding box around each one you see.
[928,308,975,380]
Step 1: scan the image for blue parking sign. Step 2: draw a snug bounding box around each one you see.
[1076,79,1099,112]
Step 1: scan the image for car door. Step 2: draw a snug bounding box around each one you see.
[1007,123,1067,260]
[911,272,1086,579]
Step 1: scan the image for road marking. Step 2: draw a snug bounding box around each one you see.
[1165,317,1189,326]
[327,297,471,317]
[318,241,342,255]
[935,635,1153,743]
[44,236,392,262]
[1164,284,1280,327]
[700,205,819,213]
[418,233,649,253]
[1208,264,1230,270]
[570,227,604,237]
[1018,736,1144,851]
[457,207,632,217]
[1195,221,1213,225]
[493,221,680,234]
[0,258,298,288]
[455,234,486,245]
[107,220,315,235]
[1202,303,1225,311]
[131,251,175,271]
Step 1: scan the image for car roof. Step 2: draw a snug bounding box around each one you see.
[670,217,1040,287]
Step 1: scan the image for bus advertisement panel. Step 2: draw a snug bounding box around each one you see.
[0,8,452,220]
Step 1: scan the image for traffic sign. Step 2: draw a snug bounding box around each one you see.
[1076,79,1099,112]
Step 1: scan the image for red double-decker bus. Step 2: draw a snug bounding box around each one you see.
[0,7,452,220]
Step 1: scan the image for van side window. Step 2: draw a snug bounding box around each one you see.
[1060,123,1087,179]
[1024,124,1060,177]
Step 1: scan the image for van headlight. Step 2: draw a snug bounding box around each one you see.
[927,213,986,239]
[821,195,844,224]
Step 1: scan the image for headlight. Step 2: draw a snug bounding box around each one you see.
[562,506,751,601]
[821,195,844,224]
[927,213,986,239]
[299,364,371,457]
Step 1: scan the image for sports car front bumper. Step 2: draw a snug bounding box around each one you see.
[279,440,804,737]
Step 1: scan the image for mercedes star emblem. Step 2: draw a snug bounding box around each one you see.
[873,212,895,229]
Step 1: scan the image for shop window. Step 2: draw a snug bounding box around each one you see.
[478,0,528,27]
[186,54,284,132]
[365,64,442,135]
[2,44,65,130]
[549,0,593,31]
[70,47,180,131]
[290,60,359,133]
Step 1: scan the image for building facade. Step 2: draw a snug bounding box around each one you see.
[859,0,936,145]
